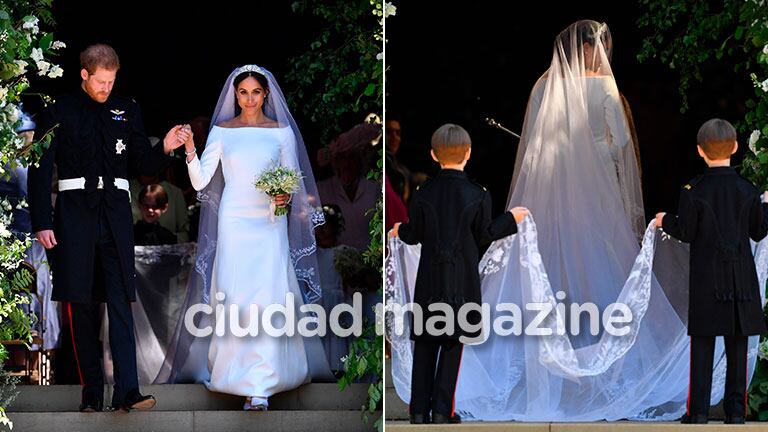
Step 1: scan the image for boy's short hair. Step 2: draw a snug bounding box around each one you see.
[431,123,471,165]
[139,184,168,209]
[697,118,737,160]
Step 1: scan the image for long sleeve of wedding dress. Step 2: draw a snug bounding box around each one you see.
[592,77,646,238]
[601,80,631,152]
[280,130,299,171]
[187,127,223,191]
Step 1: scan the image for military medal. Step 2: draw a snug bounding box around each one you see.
[115,139,126,154]
[110,109,126,121]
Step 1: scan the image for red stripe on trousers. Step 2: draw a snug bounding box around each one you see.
[67,303,85,386]
[745,350,749,417]
[451,345,465,418]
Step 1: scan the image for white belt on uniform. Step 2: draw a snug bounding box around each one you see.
[58,177,131,200]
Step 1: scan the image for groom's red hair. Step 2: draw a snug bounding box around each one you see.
[80,44,120,74]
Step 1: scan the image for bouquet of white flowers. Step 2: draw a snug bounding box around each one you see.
[253,162,303,217]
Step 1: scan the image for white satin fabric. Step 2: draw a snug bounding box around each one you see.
[187,125,310,397]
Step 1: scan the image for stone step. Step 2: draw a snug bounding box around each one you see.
[385,357,409,421]
[384,357,730,423]
[8,383,368,412]
[385,386,408,420]
[385,383,729,423]
[8,410,380,432]
[385,421,766,431]
[385,358,394,388]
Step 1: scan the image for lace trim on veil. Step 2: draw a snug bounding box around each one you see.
[386,216,768,420]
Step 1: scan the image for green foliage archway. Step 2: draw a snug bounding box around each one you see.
[0,0,63,428]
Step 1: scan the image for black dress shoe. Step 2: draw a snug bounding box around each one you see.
[681,413,708,424]
[432,412,461,424]
[78,399,103,413]
[409,413,430,424]
[725,415,745,424]
[118,390,156,412]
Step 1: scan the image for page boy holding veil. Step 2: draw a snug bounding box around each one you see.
[392,124,528,424]
[656,118,768,424]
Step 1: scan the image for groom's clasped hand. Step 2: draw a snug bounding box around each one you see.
[163,123,192,153]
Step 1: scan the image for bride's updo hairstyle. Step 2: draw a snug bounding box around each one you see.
[556,20,612,69]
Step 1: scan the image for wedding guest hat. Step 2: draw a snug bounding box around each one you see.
[328,123,381,157]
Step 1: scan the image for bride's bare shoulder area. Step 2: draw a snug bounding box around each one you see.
[260,118,282,128]
[215,118,282,128]
[216,119,238,128]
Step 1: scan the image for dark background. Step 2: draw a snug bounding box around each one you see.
[386,1,752,218]
[24,0,337,167]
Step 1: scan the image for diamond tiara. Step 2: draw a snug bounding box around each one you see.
[594,23,607,40]
[234,64,266,76]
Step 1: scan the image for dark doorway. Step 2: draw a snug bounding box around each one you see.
[386,1,751,219]
[27,0,327,151]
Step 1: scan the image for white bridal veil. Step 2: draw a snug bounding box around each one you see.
[386,21,768,421]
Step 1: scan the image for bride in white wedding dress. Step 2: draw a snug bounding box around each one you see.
[387,20,768,422]
[158,65,331,411]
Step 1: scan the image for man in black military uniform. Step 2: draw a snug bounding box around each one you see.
[657,118,768,425]
[393,124,529,424]
[28,44,189,412]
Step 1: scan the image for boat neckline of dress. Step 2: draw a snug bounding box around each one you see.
[540,75,613,81]
[212,124,291,130]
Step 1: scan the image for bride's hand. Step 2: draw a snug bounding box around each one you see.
[175,125,195,162]
[181,124,194,147]
[272,193,290,209]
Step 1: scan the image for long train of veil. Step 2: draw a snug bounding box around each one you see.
[386,20,768,421]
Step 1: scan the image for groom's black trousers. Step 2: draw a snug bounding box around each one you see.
[67,206,139,406]
[410,340,464,417]
[687,310,749,419]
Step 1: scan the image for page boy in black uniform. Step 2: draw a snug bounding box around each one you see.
[656,118,768,424]
[393,124,529,424]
